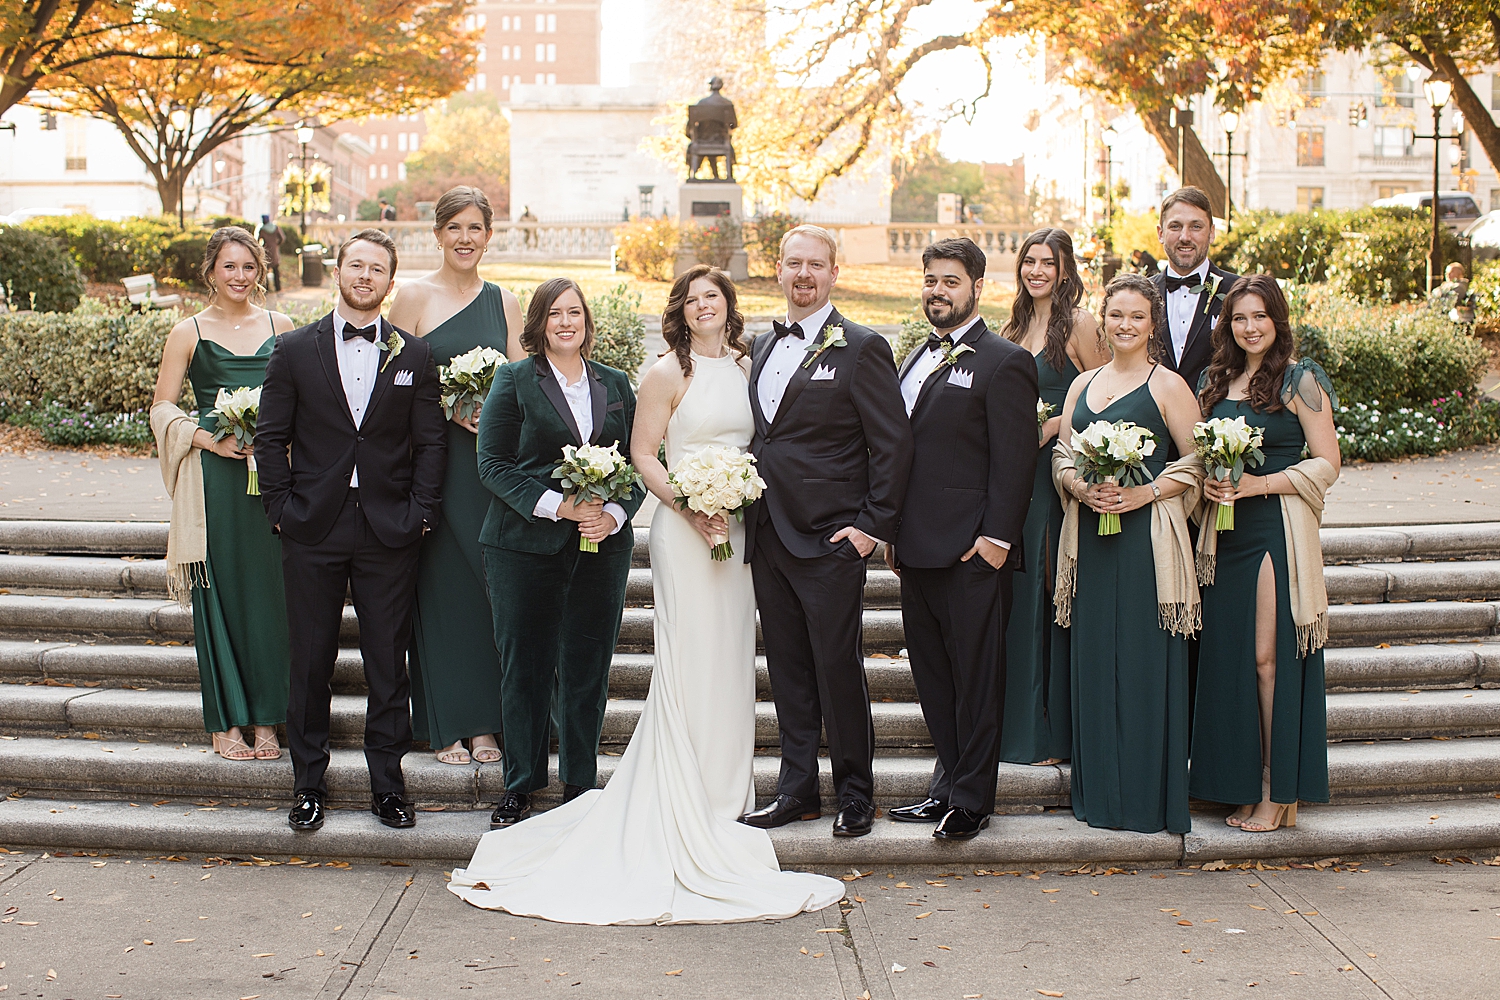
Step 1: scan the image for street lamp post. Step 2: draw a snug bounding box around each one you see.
[1220,110,1242,233]
[296,121,316,238]
[1101,126,1119,236]
[1416,76,1457,293]
[1081,104,1094,225]
[169,104,190,229]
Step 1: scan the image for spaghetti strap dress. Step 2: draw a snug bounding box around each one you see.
[188,315,290,733]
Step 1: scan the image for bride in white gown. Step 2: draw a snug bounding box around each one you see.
[448,265,845,924]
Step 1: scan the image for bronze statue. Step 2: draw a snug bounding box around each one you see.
[686,76,737,182]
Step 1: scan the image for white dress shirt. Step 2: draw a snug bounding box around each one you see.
[532,361,626,535]
[899,314,984,415]
[757,300,834,422]
[331,308,382,487]
[1165,259,1210,363]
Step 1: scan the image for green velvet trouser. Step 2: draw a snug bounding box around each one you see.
[482,540,631,793]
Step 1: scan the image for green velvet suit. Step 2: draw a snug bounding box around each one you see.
[476,354,643,794]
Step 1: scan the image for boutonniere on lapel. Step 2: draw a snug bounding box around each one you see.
[375,323,404,372]
[936,341,976,370]
[801,324,847,369]
[1187,272,1226,303]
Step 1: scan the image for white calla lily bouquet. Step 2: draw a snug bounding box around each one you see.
[1193,415,1266,531]
[1072,418,1158,535]
[551,442,643,552]
[668,445,767,561]
[438,345,506,422]
[208,386,262,495]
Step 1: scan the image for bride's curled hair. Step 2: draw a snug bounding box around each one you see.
[660,264,747,376]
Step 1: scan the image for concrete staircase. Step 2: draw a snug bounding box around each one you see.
[0,518,1497,865]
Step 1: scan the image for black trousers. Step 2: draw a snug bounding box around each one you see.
[901,558,1013,814]
[281,494,420,798]
[751,524,875,806]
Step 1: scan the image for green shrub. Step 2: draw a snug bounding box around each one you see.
[1469,260,1500,321]
[588,283,646,382]
[1228,210,1348,282]
[1,399,154,448]
[683,218,743,270]
[745,210,801,276]
[21,215,175,283]
[614,216,679,281]
[1328,207,1461,302]
[0,225,86,312]
[161,231,211,286]
[894,311,929,364]
[356,199,381,221]
[0,308,176,414]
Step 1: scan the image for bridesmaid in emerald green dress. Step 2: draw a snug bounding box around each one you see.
[1191,275,1340,833]
[998,229,1109,766]
[1053,274,1203,834]
[152,227,295,760]
[389,186,525,765]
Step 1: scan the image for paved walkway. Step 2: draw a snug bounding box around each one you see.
[0,849,1494,998]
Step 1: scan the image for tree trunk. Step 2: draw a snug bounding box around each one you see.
[1431,51,1500,182]
[1141,107,1227,218]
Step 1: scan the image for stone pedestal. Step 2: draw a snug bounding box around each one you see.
[675,180,749,281]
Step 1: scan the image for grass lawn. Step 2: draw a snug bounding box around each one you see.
[476,260,1012,328]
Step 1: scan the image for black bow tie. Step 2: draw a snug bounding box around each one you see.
[342,323,378,343]
[1164,272,1200,293]
[771,320,801,342]
[926,332,953,353]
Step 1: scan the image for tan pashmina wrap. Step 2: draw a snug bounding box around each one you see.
[150,400,208,605]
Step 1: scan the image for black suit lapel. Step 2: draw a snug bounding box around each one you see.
[363,318,399,420]
[910,319,986,418]
[586,364,607,444]
[314,314,357,427]
[897,339,928,382]
[771,309,840,431]
[1181,265,1231,364]
[535,355,584,445]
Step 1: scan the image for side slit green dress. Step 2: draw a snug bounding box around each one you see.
[409,281,510,749]
[1068,368,1191,834]
[188,316,290,733]
[1189,361,1333,807]
[1000,350,1079,764]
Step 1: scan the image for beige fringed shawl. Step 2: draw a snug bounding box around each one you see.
[150,400,208,605]
[1195,456,1337,657]
[1051,437,1206,637]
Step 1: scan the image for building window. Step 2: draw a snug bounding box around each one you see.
[63,116,86,171]
[369,164,377,179]
[501,15,510,30]
[398,162,407,180]
[476,73,487,90]
[1373,126,1413,158]
[380,163,389,179]
[502,75,510,90]
[380,133,388,150]
[547,13,556,31]
[1376,70,1415,108]
[1296,128,1324,167]
[1299,68,1326,107]
[535,43,544,61]
[1492,74,1500,111]
[501,45,509,60]
[535,73,545,85]
[547,73,556,85]
[536,14,545,31]
[1378,185,1408,200]
[477,44,486,63]
[1296,187,1325,211]
[546,44,556,62]
[398,132,407,152]
[410,132,420,151]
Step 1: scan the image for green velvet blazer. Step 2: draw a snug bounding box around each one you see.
[476,353,644,555]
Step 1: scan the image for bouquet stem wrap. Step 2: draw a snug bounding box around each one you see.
[208,387,262,496]
[551,443,643,553]
[1193,416,1266,533]
[668,445,766,562]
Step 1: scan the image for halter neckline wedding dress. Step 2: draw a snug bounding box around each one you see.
[449,349,845,924]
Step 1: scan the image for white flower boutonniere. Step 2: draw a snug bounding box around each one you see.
[801,324,847,369]
[1188,272,1225,301]
[937,341,976,369]
[376,323,404,373]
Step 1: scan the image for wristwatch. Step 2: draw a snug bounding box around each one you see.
[1150,483,1161,500]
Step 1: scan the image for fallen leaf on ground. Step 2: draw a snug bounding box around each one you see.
[1366,952,1377,958]
[664,970,682,976]
[937,945,951,950]
[813,952,824,958]
[891,963,906,973]
[302,912,312,918]
[1178,920,1192,926]
[200,873,211,881]
[923,961,937,968]
[815,928,842,933]
[1248,905,1267,910]
[316,950,324,957]
[174,938,195,943]
[800,948,808,955]
[895,882,912,888]
[1041,889,1059,894]
[915,912,932,919]
[252,953,273,958]
[1037,991,1065,997]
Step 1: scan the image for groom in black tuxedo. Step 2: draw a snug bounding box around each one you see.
[258,229,446,833]
[1151,185,1238,396]
[741,225,913,838]
[886,238,1038,839]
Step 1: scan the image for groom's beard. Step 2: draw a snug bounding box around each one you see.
[923,288,977,331]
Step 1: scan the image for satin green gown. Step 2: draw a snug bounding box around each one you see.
[409,282,510,749]
[189,318,290,733]
[1000,350,1079,764]
[1190,361,1333,807]
[1068,371,1190,834]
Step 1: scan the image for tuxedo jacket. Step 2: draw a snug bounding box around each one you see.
[746,307,913,560]
[892,320,1039,570]
[1151,261,1238,398]
[258,312,447,548]
[475,354,644,556]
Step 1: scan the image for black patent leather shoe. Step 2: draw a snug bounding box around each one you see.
[933,806,990,840]
[832,799,876,838]
[490,790,531,828]
[288,790,324,832]
[889,797,948,823]
[371,792,416,829]
[562,783,589,803]
[738,794,821,829]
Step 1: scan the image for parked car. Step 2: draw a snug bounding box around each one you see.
[1370,191,1481,232]
[1463,211,1500,262]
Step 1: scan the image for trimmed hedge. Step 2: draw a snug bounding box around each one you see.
[21,215,176,283]
[0,303,175,414]
[0,225,86,312]
[589,283,647,382]
[614,216,680,281]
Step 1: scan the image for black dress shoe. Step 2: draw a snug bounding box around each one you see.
[832,799,876,838]
[288,790,324,832]
[562,783,589,803]
[371,792,416,829]
[889,797,948,823]
[738,794,821,829]
[933,806,990,840]
[490,790,531,828]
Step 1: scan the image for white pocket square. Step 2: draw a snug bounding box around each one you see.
[393,370,414,386]
[946,367,974,388]
[810,364,837,381]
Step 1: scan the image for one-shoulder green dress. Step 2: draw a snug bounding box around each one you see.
[409,282,510,749]
[1190,361,1334,807]
[1068,371,1190,834]
[1000,350,1079,764]
[189,317,290,733]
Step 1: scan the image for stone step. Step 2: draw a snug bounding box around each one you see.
[1324,601,1500,646]
[1324,561,1500,604]
[3,735,1497,808]
[5,684,1500,747]
[3,794,1497,866]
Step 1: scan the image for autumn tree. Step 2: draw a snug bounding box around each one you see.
[28,1,476,220]
[400,93,511,216]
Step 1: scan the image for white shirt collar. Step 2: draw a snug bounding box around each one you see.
[934,314,984,348]
[1165,258,1210,286]
[549,356,589,389]
[786,301,835,340]
[332,307,381,340]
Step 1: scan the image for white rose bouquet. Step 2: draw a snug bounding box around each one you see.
[1037,399,1057,443]
[667,445,767,561]
[438,345,506,423]
[551,442,643,552]
[1193,415,1266,531]
[208,386,262,495]
[1072,418,1158,535]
